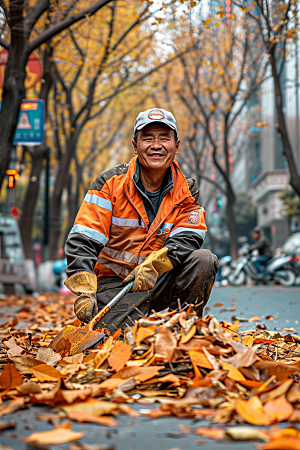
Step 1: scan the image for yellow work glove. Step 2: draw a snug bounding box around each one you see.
[123,247,173,292]
[64,271,98,323]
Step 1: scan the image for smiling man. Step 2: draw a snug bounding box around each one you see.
[64,108,219,331]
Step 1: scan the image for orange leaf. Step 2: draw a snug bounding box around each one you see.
[189,350,213,369]
[20,428,84,444]
[0,362,23,390]
[30,364,63,382]
[66,410,119,427]
[264,396,293,423]
[112,328,121,341]
[213,302,224,307]
[235,396,270,425]
[194,427,225,440]
[248,316,261,322]
[222,363,246,381]
[180,325,196,344]
[135,325,157,346]
[107,341,132,372]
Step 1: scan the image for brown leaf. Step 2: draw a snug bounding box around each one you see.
[4,337,23,357]
[10,356,44,374]
[220,346,258,369]
[107,341,132,372]
[0,362,23,390]
[213,302,224,307]
[155,325,177,362]
[36,347,61,366]
[20,428,85,444]
[0,419,15,431]
[66,410,119,427]
[55,337,71,358]
[17,382,42,395]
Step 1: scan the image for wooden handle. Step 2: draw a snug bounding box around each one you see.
[84,280,134,331]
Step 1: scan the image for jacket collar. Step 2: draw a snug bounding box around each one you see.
[125,156,191,203]
[123,156,192,228]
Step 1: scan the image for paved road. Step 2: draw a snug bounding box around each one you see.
[0,286,299,450]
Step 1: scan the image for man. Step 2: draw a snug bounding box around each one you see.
[64,108,219,331]
[249,226,273,275]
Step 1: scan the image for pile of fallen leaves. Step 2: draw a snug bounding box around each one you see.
[0,293,299,448]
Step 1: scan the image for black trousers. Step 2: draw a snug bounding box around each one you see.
[95,249,219,332]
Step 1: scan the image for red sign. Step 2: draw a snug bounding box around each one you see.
[0,50,43,90]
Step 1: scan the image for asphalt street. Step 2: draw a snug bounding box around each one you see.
[0,285,299,450]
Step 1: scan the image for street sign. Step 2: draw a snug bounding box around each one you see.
[14,100,45,145]
[0,50,43,90]
[0,99,45,146]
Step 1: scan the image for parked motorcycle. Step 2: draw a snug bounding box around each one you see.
[280,231,300,285]
[228,244,296,287]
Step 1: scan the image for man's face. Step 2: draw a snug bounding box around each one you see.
[252,232,259,241]
[132,123,180,172]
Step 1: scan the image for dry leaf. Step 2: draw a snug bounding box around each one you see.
[107,341,132,372]
[222,363,246,381]
[213,302,224,307]
[61,399,118,416]
[20,427,85,444]
[0,362,23,390]
[4,337,23,357]
[30,364,63,382]
[248,316,261,322]
[36,347,61,366]
[263,396,293,423]
[194,427,225,440]
[10,356,44,374]
[235,396,270,426]
[66,410,119,427]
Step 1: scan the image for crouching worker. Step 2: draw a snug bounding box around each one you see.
[65,108,219,332]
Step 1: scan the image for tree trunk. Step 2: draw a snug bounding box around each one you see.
[20,146,46,258]
[64,171,77,243]
[19,46,53,259]
[270,54,300,196]
[48,131,78,259]
[0,41,27,191]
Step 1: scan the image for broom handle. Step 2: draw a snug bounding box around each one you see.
[86,280,135,331]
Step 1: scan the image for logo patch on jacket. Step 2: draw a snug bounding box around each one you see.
[186,210,199,225]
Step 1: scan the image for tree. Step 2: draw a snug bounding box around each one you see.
[0,0,112,191]
[234,0,300,197]
[279,187,300,231]
[157,9,266,258]
[221,192,257,242]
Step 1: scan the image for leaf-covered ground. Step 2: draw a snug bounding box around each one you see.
[0,286,299,450]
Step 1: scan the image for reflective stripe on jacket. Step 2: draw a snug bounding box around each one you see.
[65,156,207,279]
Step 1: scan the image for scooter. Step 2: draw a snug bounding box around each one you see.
[228,245,296,287]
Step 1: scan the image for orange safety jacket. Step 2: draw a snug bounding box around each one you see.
[65,156,207,280]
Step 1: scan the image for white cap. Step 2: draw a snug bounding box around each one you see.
[134,108,177,133]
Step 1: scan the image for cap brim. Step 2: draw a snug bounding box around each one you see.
[135,121,176,132]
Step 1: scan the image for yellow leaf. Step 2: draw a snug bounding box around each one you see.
[215,22,220,27]
[30,364,63,382]
[229,62,233,68]
[235,396,270,426]
[211,105,216,111]
[241,335,254,347]
[222,363,246,381]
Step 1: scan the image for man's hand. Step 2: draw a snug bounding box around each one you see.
[124,247,173,292]
[64,271,98,323]
[74,294,98,323]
